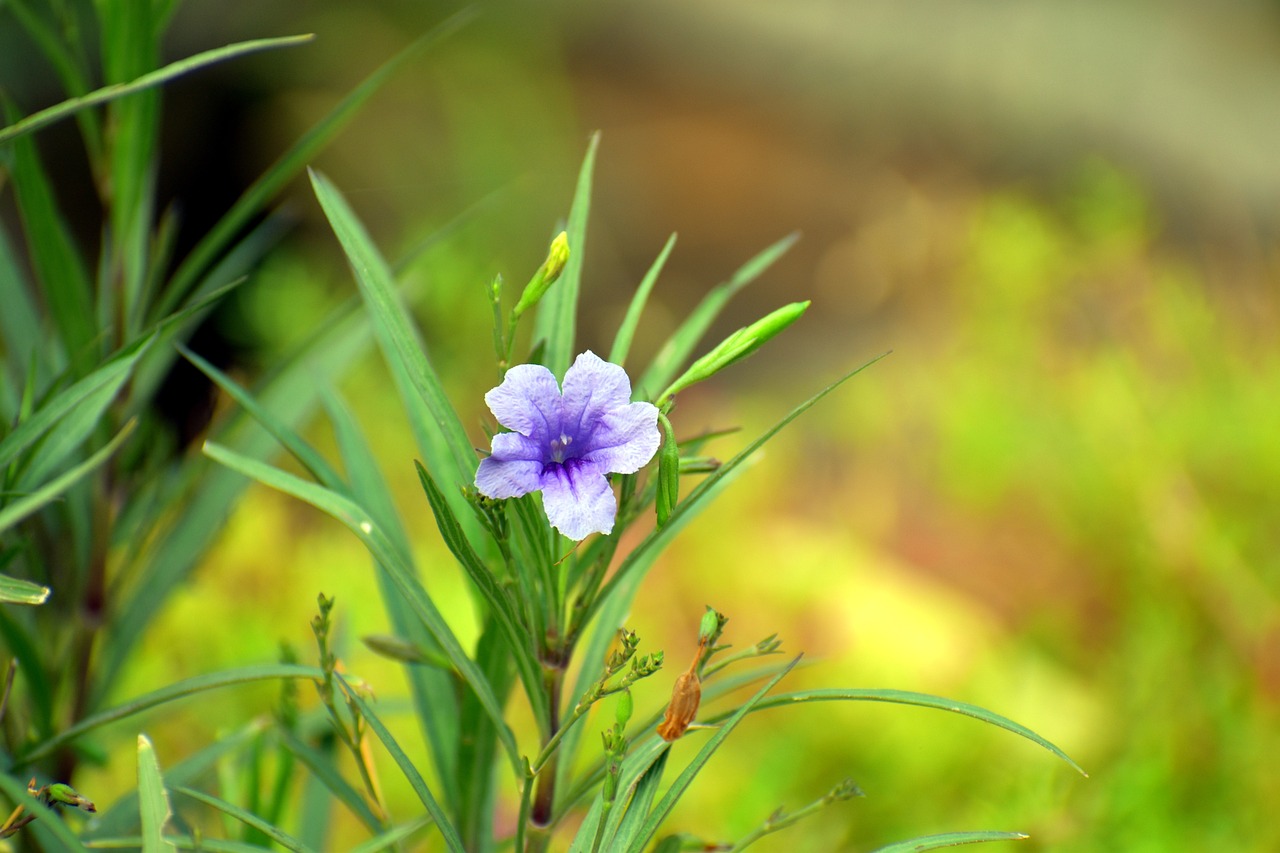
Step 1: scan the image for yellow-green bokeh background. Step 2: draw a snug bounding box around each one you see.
[48,1,1280,849]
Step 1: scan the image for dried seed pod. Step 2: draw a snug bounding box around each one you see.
[656,664,701,741]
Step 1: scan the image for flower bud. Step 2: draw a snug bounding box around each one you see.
[657,301,810,405]
[697,607,722,645]
[512,231,570,318]
[655,413,679,528]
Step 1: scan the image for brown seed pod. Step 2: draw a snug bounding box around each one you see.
[656,664,702,741]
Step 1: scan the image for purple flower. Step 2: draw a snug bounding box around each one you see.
[476,351,660,540]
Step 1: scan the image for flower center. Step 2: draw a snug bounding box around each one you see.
[549,433,573,463]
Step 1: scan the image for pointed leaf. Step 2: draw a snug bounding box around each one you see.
[534,131,598,377]
[0,34,315,145]
[137,734,175,852]
[0,573,50,605]
[337,674,466,853]
[703,689,1086,777]
[175,787,313,853]
[609,232,676,366]
[636,232,799,398]
[622,656,802,853]
[870,831,1031,852]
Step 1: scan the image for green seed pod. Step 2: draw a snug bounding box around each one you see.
[657,300,810,405]
[655,413,679,528]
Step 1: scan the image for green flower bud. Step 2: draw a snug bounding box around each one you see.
[512,231,570,318]
[698,607,721,644]
[615,688,634,728]
[657,301,810,406]
[655,413,679,528]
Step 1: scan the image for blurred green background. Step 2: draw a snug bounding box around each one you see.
[8,0,1279,849]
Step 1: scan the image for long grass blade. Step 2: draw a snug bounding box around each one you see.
[337,674,466,853]
[869,831,1031,852]
[0,418,136,535]
[20,664,323,766]
[609,232,676,367]
[174,787,313,853]
[0,35,314,145]
[534,131,598,378]
[136,734,174,852]
[276,728,383,833]
[308,170,476,493]
[702,689,1086,776]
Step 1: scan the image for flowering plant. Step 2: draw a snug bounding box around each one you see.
[187,136,1085,852]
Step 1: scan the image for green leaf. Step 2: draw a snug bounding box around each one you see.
[416,462,547,733]
[5,99,97,369]
[175,787,314,853]
[321,390,461,805]
[0,418,136,535]
[308,169,477,498]
[347,817,435,853]
[137,734,174,852]
[0,219,48,390]
[0,334,148,472]
[337,674,466,853]
[609,232,676,367]
[202,442,522,775]
[601,746,670,852]
[869,831,1031,852]
[703,688,1086,777]
[158,13,472,320]
[276,728,383,833]
[622,657,802,853]
[20,663,323,766]
[534,131,599,377]
[636,232,799,398]
[0,34,314,146]
[0,573,50,605]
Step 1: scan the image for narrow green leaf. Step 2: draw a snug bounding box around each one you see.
[337,674,466,853]
[603,746,670,851]
[137,734,174,852]
[534,131,599,377]
[0,418,136,535]
[870,831,1031,852]
[321,389,461,803]
[416,462,547,733]
[636,232,799,398]
[5,99,97,368]
[0,573,50,605]
[0,35,314,145]
[179,343,344,490]
[609,232,676,366]
[703,689,1086,777]
[347,817,434,853]
[0,334,148,472]
[202,442,522,775]
[308,169,476,494]
[20,663,323,766]
[174,787,313,853]
[0,219,49,389]
[623,657,802,853]
[276,728,383,833]
[589,353,889,628]
[158,13,472,319]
